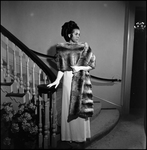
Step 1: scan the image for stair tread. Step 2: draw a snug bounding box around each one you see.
[91,109,119,133]
[86,109,120,148]
[6,92,26,97]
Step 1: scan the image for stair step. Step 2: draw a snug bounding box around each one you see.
[6,92,26,97]
[0,82,13,86]
[84,108,120,148]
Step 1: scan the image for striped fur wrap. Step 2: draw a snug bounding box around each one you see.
[56,42,96,119]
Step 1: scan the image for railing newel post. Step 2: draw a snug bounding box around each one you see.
[52,91,58,148]
[38,93,43,149]
[37,84,57,149]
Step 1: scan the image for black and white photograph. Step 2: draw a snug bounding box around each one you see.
[1,1,146,149]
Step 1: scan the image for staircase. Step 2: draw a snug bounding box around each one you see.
[1,25,121,149]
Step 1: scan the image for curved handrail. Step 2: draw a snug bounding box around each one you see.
[91,75,121,82]
[31,49,56,59]
[1,25,56,82]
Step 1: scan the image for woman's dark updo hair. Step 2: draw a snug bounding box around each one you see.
[61,20,80,42]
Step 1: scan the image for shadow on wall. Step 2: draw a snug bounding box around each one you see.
[46,45,58,75]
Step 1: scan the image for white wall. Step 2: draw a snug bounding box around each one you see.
[1,1,126,107]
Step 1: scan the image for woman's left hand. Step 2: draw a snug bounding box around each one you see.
[70,66,81,73]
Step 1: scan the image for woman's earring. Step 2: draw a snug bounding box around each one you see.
[68,34,71,38]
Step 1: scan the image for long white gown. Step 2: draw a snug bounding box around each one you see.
[61,71,91,142]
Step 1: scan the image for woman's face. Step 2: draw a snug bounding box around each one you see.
[70,29,80,43]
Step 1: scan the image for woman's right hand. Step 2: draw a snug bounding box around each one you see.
[47,80,60,89]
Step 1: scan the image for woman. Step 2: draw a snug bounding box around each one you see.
[47,21,96,143]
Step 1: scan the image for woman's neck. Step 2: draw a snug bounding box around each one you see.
[68,40,81,44]
[69,41,77,44]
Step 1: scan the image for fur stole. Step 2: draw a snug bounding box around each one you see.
[56,42,96,119]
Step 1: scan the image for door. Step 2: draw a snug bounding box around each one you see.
[130,7,146,110]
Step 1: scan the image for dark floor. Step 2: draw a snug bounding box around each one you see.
[86,108,146,149]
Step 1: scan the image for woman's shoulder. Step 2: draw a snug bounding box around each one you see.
[56,43,65,47]
[83,42,89,48]
[78,42,89,47]
[56,42,89,50]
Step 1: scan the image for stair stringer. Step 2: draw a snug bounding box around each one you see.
[93,95,122,113]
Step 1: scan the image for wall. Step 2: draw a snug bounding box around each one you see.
[1,1,126,107]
